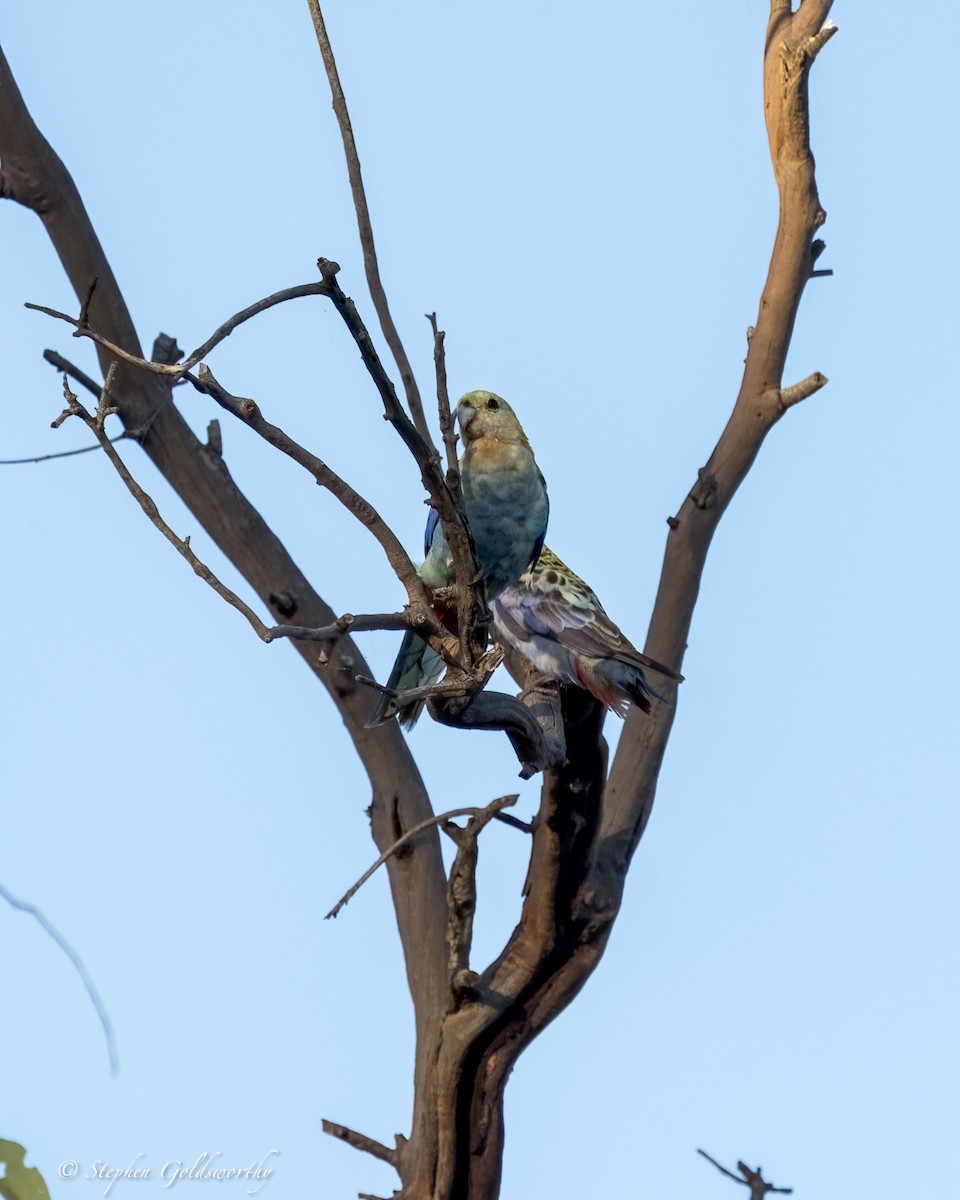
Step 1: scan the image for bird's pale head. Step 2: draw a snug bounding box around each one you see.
[456,390,529,447]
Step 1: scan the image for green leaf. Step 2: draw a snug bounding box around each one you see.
[0,1142,51,1200]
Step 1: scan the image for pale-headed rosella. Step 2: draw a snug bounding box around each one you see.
[492,547,683,716]
[368,390,549,729]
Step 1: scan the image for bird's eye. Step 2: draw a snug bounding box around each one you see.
[487,398,499,410]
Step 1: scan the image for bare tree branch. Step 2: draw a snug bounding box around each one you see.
[51,375,280,643]
[423,313,490,686]
[265,612,411,644]
[190,365,433,619]
[25,282,330,378]
[50,375,458,669]
[697,1150,794,1197]
[326,797,518,921]
[779,370,828,410]
[307,1,431,447]
[42,347,106,399]
[0,880,117,1076]
[427,313,461,500]
[380,8,839,1194]
[1,46,452,1192]
[2,9,839,1197]
[599,0,837,874]
[697,1148,745,1184]
[314,263,489,675]
[444,795,518,990]
[321,1121,397,1168]
[28,250,492,710]
[0,434,132,465]
[305,13,493,686]
[428,687,561,780]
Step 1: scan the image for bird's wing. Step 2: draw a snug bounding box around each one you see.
[528,474,549,569]
[499,560,683,682]
[423,506,440,558]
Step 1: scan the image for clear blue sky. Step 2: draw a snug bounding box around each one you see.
[2,3,958,1199]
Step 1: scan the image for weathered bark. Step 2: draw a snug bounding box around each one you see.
[0,37,451,1121]
[0,2,836,1195]
[385,4,837,1196]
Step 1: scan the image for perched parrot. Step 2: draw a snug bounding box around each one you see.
[492,547,683,716]
[368,390,548,729]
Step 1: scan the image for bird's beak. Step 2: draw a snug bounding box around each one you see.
[457,400,476,436]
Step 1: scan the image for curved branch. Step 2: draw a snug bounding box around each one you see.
[602,0,837,869]
[427,688,561,780]
[0,880,117,1076]
[325,796,518,922]
[25,283,330,378]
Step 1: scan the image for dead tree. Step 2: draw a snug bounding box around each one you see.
[0,2,837,1197]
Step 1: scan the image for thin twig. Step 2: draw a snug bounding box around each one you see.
[445,795,519,984]
[316,264,486,665]
[190,365,439,626]
[326,796,518,921]
[52,378,450,663]
[264,612,411,644]
[315,259,436,469]
[0,433,132,465]
[425,309,482,680]
[320,1120,397,1167]
[26,282,330,380]
[779,371,828,410]
[52,379,460,695]
[492,810,534,834]
[32,263,489,684]
[77,275,97,327]
[0,880,118,1075]
[353,643,504,717]
[42,348,103,398]
[697,1150,793,1197]
[52,376,274,640]
[427,312,461,499]
[307,1,431,447]
[698,1149,745,1184]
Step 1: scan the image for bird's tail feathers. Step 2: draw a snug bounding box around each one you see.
[364,630,445,731]
[632,650,684,683]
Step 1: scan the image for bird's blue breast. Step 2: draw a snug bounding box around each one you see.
[460,443,548,600]
[420,442,548,600]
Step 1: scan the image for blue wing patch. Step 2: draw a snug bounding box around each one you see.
[423,506,440,557]
[529,484,549,568]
